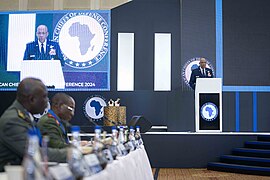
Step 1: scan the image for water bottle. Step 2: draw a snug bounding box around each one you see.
[93,126,102,152]
[127,126,136,151]
[99,130,114,163]
[118,126,125,144]
[111,126,118,145]
[93,126,108,169]
[124,129,128,143]
[23,129,42,180]
[109,126,121,159]
[135,126,144,147]
[83,126,105,174]
[71,126,81,149]
[68,126,89,178]
[41,135,50,177]
[117,126,128,156]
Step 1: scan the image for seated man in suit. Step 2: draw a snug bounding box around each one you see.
[23,24,65,66]
[0,78,67,172]
[189,57,214,90]
[37,93,88,148]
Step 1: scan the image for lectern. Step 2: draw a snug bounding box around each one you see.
[20,60,65,89]
[195,78,222,132]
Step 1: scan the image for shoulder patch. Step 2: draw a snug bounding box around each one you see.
[17,110,26,119]
[47,112,60,126]
[47,113,55,118]
[27,41,35,45]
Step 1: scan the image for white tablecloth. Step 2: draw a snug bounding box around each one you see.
[1,147,154,180]
[84,147,154,180]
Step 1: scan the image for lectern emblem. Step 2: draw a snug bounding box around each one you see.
[200,102,218,121]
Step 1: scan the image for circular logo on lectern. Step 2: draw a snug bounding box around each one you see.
[200,102,218,121]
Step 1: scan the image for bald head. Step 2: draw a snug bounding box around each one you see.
[51,93,75,121]
[199,57,207,69]
[17,78,48,114]
[17,78,43,101]
[37,25,48,32]
[36,25,48,43]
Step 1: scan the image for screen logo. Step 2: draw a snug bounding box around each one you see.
[200,102,218,121]
[53,12,109,69]
[83,95,107,122]
[182,57,214,87]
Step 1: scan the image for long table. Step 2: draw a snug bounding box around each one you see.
[0,147,154,180]
[85,147,154,180]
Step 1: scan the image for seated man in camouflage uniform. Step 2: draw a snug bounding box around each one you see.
[38,93,75,148]
[0,78,67,172]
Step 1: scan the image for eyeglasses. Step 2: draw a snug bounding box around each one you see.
[37,32,47,35]
[63,104,75,112]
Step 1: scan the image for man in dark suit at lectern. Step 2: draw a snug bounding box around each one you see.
[189,57,214,90]
[23,25,65,66]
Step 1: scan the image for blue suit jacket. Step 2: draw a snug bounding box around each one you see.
[23,40,65,66]
[189,67,214,90]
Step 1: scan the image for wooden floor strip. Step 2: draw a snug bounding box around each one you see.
[154,168,270,180]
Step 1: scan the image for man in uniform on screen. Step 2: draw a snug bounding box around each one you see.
[189,57,214,90]
[23,25,65,66]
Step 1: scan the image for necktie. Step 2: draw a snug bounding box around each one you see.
[41,43,45,54]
